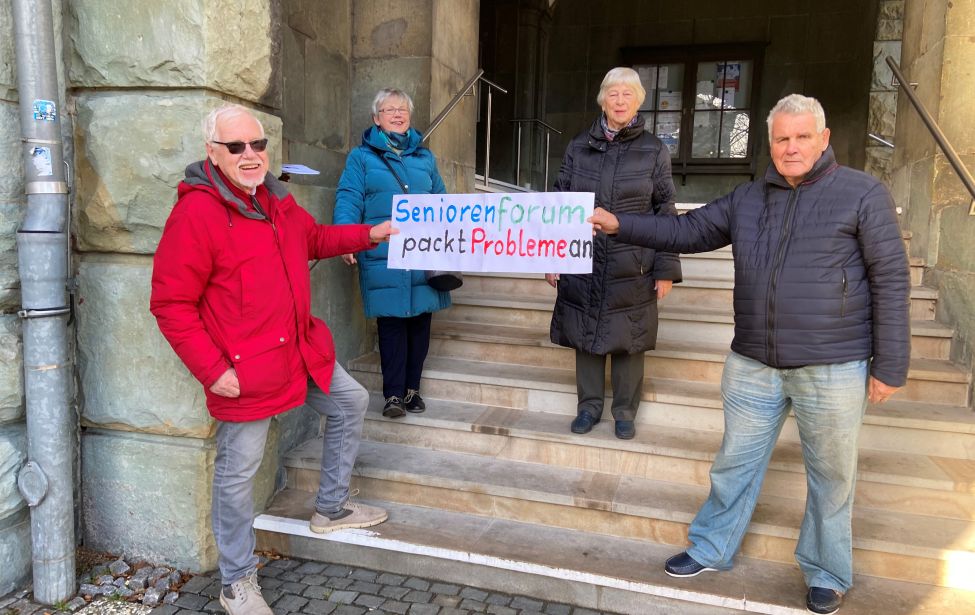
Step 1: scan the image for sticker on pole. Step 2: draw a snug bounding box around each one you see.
[388,192,595,274]
[32,99,57,121]
[31,147,53,176]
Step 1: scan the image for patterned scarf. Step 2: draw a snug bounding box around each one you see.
[600,113,639,141]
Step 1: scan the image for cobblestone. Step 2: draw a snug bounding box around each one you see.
[3,554,622,615]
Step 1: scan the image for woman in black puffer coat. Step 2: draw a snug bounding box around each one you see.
[547,67,682,440]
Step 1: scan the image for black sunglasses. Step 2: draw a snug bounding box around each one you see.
[211,138,269,154]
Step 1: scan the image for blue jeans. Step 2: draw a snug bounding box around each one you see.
[211,362,369,584]
[686,351,868,592]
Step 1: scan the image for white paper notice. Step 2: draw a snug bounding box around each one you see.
[388,192,595,274]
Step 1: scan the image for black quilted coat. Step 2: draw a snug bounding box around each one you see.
[615,146,911,387]
[550,114,682,355]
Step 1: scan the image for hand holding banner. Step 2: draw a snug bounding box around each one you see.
[388,192,595,274]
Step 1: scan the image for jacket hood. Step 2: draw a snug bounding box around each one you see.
[586,113,647,151]
[182,159,292,220]
[764,145,839,189]
[361,125,423,155]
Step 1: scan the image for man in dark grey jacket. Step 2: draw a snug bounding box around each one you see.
[589,94,910,615]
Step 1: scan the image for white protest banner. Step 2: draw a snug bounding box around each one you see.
[388,192,595,274]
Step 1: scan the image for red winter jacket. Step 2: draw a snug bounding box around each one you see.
[150,160,376,421]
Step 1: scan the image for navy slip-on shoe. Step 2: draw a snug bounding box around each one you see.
[614,420,635,439]
[570,411,600,434]
[664,552,717,578]
[806,587,843,615]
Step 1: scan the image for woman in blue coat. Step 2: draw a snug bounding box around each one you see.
[334,88,451,418]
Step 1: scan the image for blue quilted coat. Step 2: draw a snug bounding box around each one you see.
[334,126,451,318]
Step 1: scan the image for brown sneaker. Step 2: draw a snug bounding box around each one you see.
[218,573,273,615]
[309,500,388,534]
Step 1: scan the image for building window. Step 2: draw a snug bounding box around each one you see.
[623,44,765,178]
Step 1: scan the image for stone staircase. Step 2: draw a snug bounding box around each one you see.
[256,230,975,614]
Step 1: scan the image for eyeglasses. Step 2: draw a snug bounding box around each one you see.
[379,107,410,116]
[211,138,269,154]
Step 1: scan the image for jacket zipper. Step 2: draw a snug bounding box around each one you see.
[766,186,800,366]
[841,269,848,317]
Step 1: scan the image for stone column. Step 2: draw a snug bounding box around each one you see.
[67,0,287,571]
[865,0,903,183]
[891,0,975,389]
[350,0,479,194]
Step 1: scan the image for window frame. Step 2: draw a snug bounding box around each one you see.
[621,43,766,180]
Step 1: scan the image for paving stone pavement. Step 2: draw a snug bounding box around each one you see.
[147,557,620,615]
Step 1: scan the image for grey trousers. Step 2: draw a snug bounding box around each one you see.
[212,362,369,584]
[575,350,645,421]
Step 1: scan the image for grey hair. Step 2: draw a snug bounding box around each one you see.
[371,88,415,117]
[766,94,826,142]
[596,67,646,109]
[202,104,264,143]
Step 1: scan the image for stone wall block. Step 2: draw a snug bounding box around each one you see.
[0,424,26,518]
[938,36,975,146]
[937,197,975,272]
[432,0,478,78]
[283,25,307,144]
[303,45,351,150]
[945,0,975,37]
[73,94,282,254]
[864,145,894,183]
[0,0,16,102]
[872,41,902,91]
[67,1,206,89]
[352,0,433,59]
[0,201,22,312]
[204,0,281,107]
[428,60,476,168]
[876,19,903,41]
[0,102,25,202]
[932,154,975,210]
[879,1,905,21]
[68,1,279,104]
[0,316,23,424]
[0,511,30,597]
[77,258,212,437]
[286,0,351,57]
[868,91,897,138]
[81,430,216,571]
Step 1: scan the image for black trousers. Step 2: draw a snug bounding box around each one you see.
[377,312,433,399]
[575,350,645,421]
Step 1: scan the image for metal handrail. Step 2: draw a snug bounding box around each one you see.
[510,118,563,191]
[886,57,975,215]
[421,69,508,190]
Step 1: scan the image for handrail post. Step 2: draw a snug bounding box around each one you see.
[544,131,551,192]
[484,86,493,189]
[886,57,975,215]
[515,123,523,187]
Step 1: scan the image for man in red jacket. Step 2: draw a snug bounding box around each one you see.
[150,105,397,615]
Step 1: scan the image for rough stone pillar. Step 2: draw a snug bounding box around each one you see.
[350,0,479,194]
[66,0,291,571]
[890,0,975,393]
[865,0,903,182]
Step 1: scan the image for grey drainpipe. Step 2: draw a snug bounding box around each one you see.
[12,0,76,604]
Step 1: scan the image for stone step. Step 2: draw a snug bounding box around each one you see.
[356,395,975,519]
[255,494,975,615]
[281,438,975,589]
[447,282,941,331]
[347,355,975,458]
[421,317,971,405]
[431,317,954,374]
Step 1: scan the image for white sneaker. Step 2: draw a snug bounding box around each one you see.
[309,500,388,534]
[219,572,273,615]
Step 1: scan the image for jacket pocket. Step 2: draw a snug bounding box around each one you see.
[229,330,292,399]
